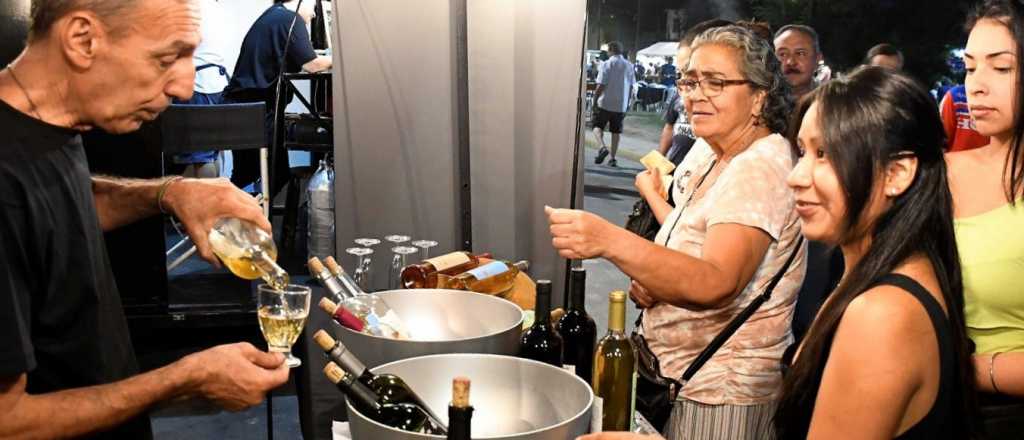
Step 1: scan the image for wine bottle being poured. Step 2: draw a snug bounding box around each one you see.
[208,217,289,291]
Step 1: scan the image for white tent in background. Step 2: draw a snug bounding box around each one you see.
[637,41,678,59]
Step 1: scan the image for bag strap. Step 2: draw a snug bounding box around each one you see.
[677,234,804,385]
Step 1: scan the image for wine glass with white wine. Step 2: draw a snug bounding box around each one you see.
[257,284,311,368]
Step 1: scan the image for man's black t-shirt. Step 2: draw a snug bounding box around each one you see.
[0,100,151,439]
[224,3,318,103]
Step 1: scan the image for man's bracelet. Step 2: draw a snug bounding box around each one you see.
[990,352,1004,395]
[157,176,184,215]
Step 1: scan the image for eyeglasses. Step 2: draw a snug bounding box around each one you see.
[676,77,751,98]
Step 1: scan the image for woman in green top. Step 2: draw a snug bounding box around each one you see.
[947,0,1024,410]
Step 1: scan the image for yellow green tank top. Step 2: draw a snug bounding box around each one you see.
[955,200,1024,354]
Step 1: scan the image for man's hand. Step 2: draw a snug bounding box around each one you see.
[184,343,289,412]
[162,178,270,266]
[545,206,620,260]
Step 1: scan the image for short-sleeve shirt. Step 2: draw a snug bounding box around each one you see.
[596,55,636,113]
[661,88,696,165]
[643,134,806,405]
[224,3,318,103]
[0,100,150,438]
[192,0,231,94]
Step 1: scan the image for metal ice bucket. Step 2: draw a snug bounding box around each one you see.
[332,289,524,368]
[347,354,594,439]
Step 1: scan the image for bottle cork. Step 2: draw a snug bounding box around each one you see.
[324,362,345,384]
[323,256,344,276]
[451,376,471,408]
[319,297,338,315]
[313,329,336,351]
[308,257,326,275]
[318,298,365,332]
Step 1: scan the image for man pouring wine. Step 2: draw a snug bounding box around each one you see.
[0,0,289,438]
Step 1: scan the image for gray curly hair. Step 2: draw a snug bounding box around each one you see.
[690,25,794,134]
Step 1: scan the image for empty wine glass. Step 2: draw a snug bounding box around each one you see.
[257,284,311,368]
[411,240,438,260]
[385,234,410,245]
[354,237,381,248]
[390,246,419,290]
[346,247,374,291]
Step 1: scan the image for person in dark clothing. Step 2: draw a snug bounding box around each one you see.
[0,1,289,438]
[224,0,331,195]
[776,66,976,439]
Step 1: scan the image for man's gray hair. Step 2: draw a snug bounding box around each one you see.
[773,24,821,54]
[691,25,793,134]
[29,0,143,41]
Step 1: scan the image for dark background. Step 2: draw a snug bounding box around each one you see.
[588,0,979,86]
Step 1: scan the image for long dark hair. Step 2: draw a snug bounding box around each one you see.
[773,66,977,438]
[968,0,1024,204]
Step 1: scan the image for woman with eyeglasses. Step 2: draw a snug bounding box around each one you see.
[772,65,977,439]
[946,0,1024,435]
[552,25,802,439]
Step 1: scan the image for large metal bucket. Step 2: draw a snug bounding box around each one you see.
[347,354,594,439]
[332,289,524,368]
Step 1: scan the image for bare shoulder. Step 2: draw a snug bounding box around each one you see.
[843,284,934,336]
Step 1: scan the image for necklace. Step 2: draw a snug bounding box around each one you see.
[6,65,42,119]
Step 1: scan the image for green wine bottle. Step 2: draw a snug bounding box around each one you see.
[323,362,444,435]
[592,290,636,431]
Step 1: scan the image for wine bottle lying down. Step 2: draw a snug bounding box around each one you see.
[323,362,446,435]
[309,256,410,339]
[313,330,448,432]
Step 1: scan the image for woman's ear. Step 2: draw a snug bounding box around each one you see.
[752,90,768,121]
[884,155,918,197]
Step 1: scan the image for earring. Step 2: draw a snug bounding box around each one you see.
[889,188,898,196]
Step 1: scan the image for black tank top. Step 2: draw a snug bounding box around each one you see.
[781,274,957,439]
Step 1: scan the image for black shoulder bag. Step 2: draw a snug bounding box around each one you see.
[628,157,805,431]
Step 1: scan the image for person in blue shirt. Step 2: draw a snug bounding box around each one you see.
[224,0,331,195]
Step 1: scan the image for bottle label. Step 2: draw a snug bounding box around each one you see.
[465,261,509,280]
[425,252,471,271]
[563,364,576,375]
[590,396,604,433]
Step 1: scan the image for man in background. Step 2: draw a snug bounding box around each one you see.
[172,0,231,178]
[865,43,904,71]
[593,41,635,168]
[773,24,824,101]
[224,0,332,195]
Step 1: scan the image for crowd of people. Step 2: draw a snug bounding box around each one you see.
[560,0,1024,439]
[0,0,326,438]
[0,0,1021,438]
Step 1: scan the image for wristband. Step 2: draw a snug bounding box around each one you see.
[990,352,1003,394]
[157,176,184,215]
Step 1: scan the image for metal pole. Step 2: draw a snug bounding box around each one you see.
[452,0,473,251]
[565,0,592,307]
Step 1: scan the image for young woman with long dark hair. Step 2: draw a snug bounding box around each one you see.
[947,0,1024,435]
[773,66,976,439]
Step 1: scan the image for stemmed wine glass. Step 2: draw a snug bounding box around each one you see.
[256,284,311,368]
[411,240,438,260]
[346,247,374,291]
[390,246,418,290]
